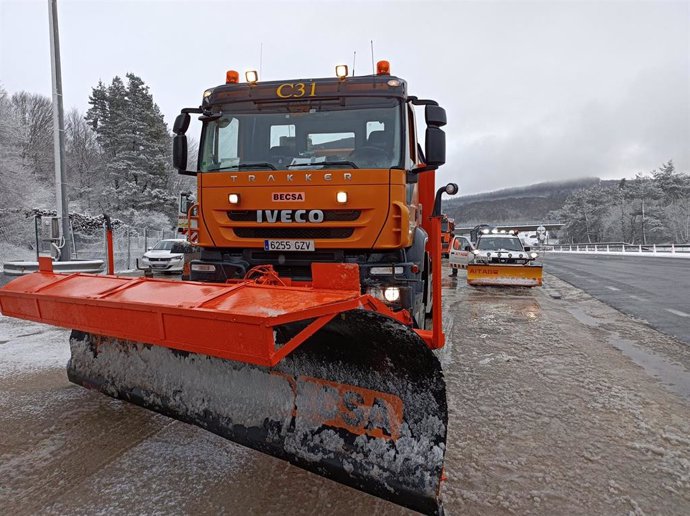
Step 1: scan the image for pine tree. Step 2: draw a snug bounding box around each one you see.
[85,74,175,222]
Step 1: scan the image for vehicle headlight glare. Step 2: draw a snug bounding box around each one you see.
[245,70,258,84]
[530,252,538,259]
[336,191,348,203]
[383,287,400,302]
[228,193,240,204]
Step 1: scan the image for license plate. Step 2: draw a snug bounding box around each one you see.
[264,239,315,252]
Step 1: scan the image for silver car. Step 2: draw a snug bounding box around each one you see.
[140,239,188,273]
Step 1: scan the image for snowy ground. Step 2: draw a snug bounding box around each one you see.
[0,267,688,515]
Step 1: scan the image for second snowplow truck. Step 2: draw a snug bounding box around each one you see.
[0,61,456,514]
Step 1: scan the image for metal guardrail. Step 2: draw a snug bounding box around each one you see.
[3,259,105,276]
[544,243,690,258]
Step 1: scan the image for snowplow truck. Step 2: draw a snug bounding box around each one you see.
[467,228,543,286]
[0,61,457,514]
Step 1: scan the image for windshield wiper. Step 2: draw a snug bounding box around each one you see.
[208,162,277,171]
[287,161,359,169]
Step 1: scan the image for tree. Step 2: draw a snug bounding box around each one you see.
[559,184,610,243]
[10,92,54,182]
[85,74,176,221]
[65,108,101,210]
[653,161,690,243]
[626,173,663,244]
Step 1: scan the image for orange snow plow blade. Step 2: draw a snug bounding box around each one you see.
[467,263,543,287]
[0,263,447,515]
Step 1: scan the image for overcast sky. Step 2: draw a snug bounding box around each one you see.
[1,0,688,194]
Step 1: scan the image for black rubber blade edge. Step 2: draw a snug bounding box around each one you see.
[67,309,448,514]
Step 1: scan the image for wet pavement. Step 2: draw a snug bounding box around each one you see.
[0,267,688,515]
[544,252,690,345]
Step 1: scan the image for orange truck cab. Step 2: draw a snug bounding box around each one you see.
[172,63,455,328]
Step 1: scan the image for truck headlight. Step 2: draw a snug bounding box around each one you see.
[366,286,401,304]
[383,287,400,302]
[370,266,404,275]
[530,252,538,259]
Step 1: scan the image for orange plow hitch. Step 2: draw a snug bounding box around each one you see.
[0,262,448,515]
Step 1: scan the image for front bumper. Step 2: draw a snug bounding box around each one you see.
[139,258,184,272]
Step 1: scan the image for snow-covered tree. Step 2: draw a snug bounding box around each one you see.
[85,74,176,222]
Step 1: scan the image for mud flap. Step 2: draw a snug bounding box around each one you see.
[67,309,447,515]
[467,263,543,287]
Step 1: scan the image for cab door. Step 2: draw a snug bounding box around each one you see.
[450,236,473,269]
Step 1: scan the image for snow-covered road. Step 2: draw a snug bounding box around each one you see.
[0,268,688,515]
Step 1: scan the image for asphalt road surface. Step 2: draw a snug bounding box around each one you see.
[1,267,689,514]
[544,253,690,346]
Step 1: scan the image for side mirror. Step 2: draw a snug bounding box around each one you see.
[425,126,446,167]
[524,246,531,252]
[173,113,190,135]
[464,245,472,252]
[173,134,188,170]
[425,105,447,127]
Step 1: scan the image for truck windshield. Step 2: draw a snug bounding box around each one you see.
[477,237,524,252]
[199,97,402,171]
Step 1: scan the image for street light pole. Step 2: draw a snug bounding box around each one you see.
[48,0,71,261]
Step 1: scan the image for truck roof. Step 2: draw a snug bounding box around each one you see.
[204,75,408,106]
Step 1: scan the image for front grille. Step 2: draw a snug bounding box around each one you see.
[228,210,361,222]
[234,227,354,239]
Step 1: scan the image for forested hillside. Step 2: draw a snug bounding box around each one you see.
[445,178,609,225]
[446,165,689,244]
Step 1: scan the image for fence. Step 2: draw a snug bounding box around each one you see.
[72,226,178,272]
[545,242,690,258]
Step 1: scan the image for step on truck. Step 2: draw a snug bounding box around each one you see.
[0,60,457,514]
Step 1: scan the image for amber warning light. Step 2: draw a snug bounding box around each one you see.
[376,60,390,75]
[226,70,239,84]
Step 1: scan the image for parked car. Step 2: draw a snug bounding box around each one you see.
[139,239,191,274]
[449,235,474,273]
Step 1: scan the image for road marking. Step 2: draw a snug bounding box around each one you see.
[629,295,645,301]
[665,308,690,318]
[605,286,620,291]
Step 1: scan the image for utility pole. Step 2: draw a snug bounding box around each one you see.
[48,0,71,260]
